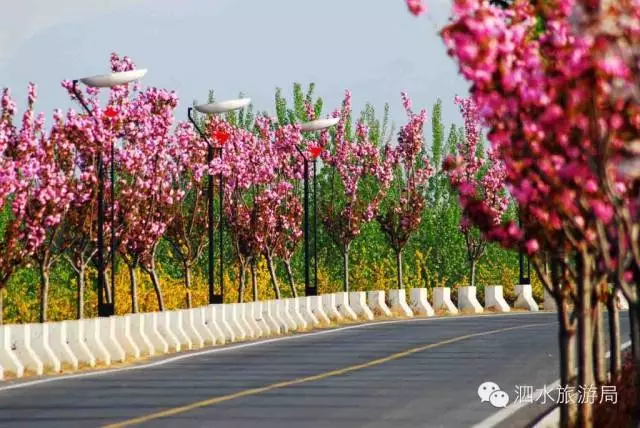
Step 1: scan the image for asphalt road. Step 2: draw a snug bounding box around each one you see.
[0,312,630,428]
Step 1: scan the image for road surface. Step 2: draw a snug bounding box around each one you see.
[0,312,630,427]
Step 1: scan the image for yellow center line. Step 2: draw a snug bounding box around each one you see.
[103,322,553,428]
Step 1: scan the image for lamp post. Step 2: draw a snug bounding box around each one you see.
[71,68,147,317]
[187,98,251,304]
[518,217,531,285]
[298,118,339,296]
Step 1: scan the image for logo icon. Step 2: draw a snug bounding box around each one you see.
[478,381,510,408]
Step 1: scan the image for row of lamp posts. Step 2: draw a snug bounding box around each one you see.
[71,66,337,316]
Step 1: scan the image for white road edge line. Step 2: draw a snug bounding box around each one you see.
[472,339,633,428]
[0,311,551,393]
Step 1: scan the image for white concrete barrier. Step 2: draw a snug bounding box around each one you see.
[322,294,342,321]
[389,289,414,317]
[114,316,140,360]
[615,289,629,311]
[229,304,248,340]
[84,318,112,365]
[97,317,126,363]
[194,306,218,345]
[213,305,235,342]
[270,300,291,333]
[0,326,24,378]
[167,311,193,350]
[349,292,374,320]
[30,323,61,373]
[232,304,252,339]
[458,286,483,313]
[285,299,307,330]
[616,289,629,311]
[484,286,511,312]
[11,324,44,375]
[335,292,358,321]
[367,290,392,317]
[278,300,298,332]
[241,303,261,338]
[65,319,96,367]
[157,312,182,352]
[180,309,204,348]
[409,288,434,316]
[261,301,280,335]
[293,297,315,327]
[433,287,458,314]
[49,321,78,370]
[514,284,539,311]
[128,313,155,356]
[544,288,557,311]
[300,296,321,326]
[142,312,169,353]
[248,302,267,337]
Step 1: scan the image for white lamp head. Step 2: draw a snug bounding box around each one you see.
[194,98,251,115]
[78,69,147,88]
[300,117,340,132]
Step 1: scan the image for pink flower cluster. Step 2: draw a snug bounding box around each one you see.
[321,90,395,251]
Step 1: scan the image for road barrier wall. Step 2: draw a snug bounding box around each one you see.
[0,287,547,379]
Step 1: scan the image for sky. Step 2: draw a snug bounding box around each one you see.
[0,0,471,141]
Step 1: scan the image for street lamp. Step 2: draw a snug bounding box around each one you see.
[298,117,339,296]
[187,97,251,304]
[518,217,531,285]
[71,68,147,317]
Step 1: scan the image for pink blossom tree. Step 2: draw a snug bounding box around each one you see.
[377,93,434,289]
[320,90,394,292]
[445,96,508,289]
[63,54,192,313]
[433,0,640,425]
[0,85,78,322]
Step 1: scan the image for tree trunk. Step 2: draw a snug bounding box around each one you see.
[630,300,640,423]
[147,263,165,311]
[266,252,281,299]
[576,252,594,428]
[395,249,404,290]
[285,260,297,298]
[104,269,113,304]
[184,262,193,309]
[39,264,50,323]
[0,288,4,325]
[251,262,258,302]
[606,293,621,379]
[558,298,577,428]
[128,264,139,314]
[343,245,350,293]
[238,261,247,303]
[470,259,476,288]
[76,266,85,320]
[593,298,607,384]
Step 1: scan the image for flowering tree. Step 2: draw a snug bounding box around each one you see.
[320,90,394,292]
[0,85,78,322]
[117,88,187,312]
[63,54,191,313]
[429,0,640,425]
[377,93,433,289]
[164,121,208,309]
[445,96,508,289]
[218,122,270,301]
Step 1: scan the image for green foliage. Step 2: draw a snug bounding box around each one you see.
[431,98,444,168]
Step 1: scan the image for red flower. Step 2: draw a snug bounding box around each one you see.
[406,0,426,16]
[213,130,230,145]
[104,106,118,118]
[308,145,322,159]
